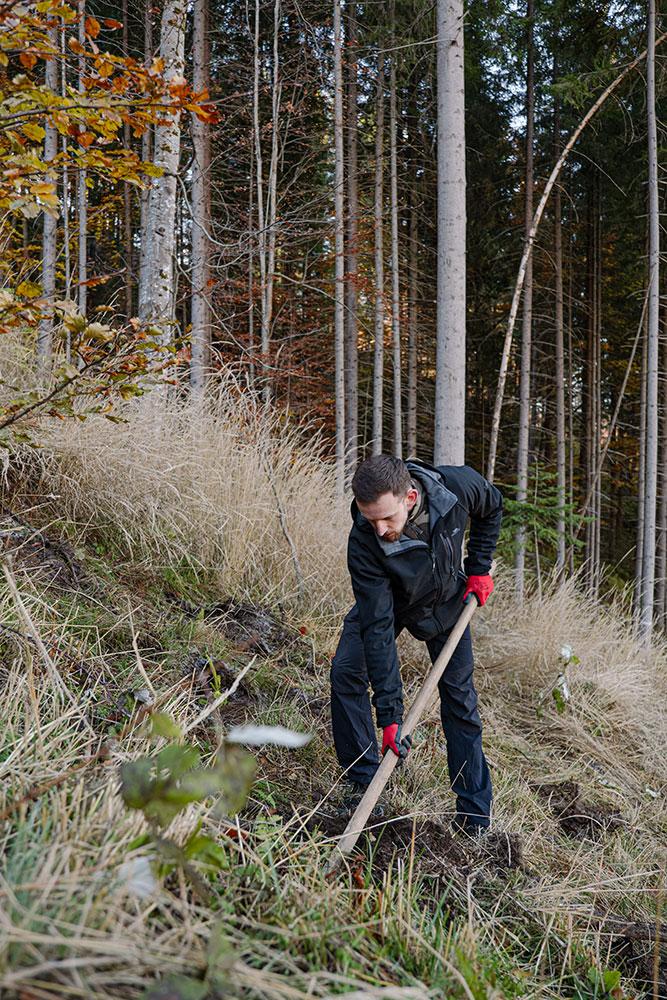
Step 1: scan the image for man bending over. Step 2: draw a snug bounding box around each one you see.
[330,455,502,836]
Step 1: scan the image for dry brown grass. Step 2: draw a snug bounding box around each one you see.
[1,381,667,998]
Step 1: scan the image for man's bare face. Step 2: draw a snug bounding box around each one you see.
[357,488,419,543]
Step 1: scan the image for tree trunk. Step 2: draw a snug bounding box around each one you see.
[655,303,667,627]
[138,0,153,312]
[344,6,359,474]
[433,0,466,466]
[639,0,659,641]
[635,319,647,618]
[122,0,133,318]
[190,0,212,398]
[553,77,566,574]
[137,0,187,337]
[515,0,534,601]
[372,58,385,456]
[333,0,346,493]
[389,8,402,458]
[37,26,59,372]
[407,178,419,458]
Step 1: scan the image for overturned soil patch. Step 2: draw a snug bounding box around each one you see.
[304,806,523,884]
[534,781,623,840]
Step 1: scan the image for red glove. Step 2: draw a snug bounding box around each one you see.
[462,574,494,607]
[381,723,412,759]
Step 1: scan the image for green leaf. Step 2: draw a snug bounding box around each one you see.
[151,712,183,740]
[214,747,256,816]
[120,758,155,810]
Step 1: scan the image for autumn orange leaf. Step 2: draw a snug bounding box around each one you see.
[19,51,38,70]
[68,37,85,54]
[85,15,100,38]
[104,18,123,28]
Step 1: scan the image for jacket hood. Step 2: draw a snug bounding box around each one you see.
[350,459,458,555]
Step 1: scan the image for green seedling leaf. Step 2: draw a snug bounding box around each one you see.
[206,922,235,993]
[214,747,256,816]
[184,832,228,871]
[151,712,183,740]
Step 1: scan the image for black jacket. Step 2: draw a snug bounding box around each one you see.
[347,460,502,727]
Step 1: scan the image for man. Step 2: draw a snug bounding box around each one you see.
[330,454,502,836]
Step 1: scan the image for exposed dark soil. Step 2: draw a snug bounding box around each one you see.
[303,803,523,886]
[596,912,667,999]
[534,781,623,839]
[203,598,296,655]
[1,513,89,590]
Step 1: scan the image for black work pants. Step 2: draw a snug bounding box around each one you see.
[330,604,493,830]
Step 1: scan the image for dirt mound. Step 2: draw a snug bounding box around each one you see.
[534,781,623,839]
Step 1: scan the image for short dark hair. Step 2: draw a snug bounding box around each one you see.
[351,455,412,503]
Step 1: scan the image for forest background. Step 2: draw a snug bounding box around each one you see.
[2,0,667,623]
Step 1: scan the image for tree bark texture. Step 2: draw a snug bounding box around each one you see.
[514,0,534,601]
[333,0,346,493]
[434,0,466,466]
[372,58,385,457]
[190,0,212,397]
[137,0,187,337]
[37,26,59,371]
[344,6,359,474]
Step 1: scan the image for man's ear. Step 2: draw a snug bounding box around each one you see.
[406,487,418,510]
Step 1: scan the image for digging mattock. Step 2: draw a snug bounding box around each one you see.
[327,565,495,875]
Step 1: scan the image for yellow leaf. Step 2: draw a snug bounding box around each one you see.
[22,122,46,142]
[17,281,42,298]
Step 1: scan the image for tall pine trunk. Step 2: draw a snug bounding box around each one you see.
[190,0,212,397]
[372,58,385,456]
[389,7,402,458]
[639,0,660,640]
[333,0,346,493]
[515,0,534,600]
[433,0,466,465]
[553,78,566,573]
[344,6,359,473]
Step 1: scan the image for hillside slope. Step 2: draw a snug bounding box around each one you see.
[1,399,666,1000]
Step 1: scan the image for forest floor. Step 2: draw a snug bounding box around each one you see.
[1,398,667,1000]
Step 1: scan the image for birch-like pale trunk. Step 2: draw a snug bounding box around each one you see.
[37,26,59,372]
[137,0,187,338]
[372,59,385,456]
[77,0,88,318]
[248,126,255,382]
[344,6,359,473]
[433,0,465,466]
[553,85,566,573]
[389,15,402,459]
[138,0,153,305]
[190,0,212,398]
[122,0,133,317]
[333,0,346,494]
[515,0,534,601]
[639,0,660,641]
